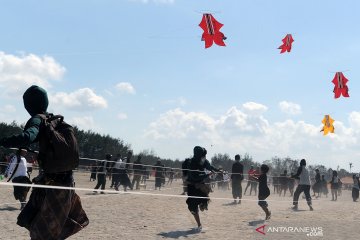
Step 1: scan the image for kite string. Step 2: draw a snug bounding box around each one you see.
[194,10,222,15]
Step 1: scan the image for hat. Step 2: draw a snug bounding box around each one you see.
[23,85,49,116]
[193,146,205,158]
[300,159,306,166]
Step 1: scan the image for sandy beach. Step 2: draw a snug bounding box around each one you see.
[1,172,359,240]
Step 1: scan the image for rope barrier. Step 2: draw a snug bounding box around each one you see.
[0,181,340,203]
[0,161,311,178]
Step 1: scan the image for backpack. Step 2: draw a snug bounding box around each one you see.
[37,114,79,173]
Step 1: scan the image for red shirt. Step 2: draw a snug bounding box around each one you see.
[248,169,256,180]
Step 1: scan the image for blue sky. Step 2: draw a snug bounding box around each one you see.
[1,0,360,172]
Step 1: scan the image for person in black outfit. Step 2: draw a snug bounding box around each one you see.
[119,151,133,191]
[154,160,164,190]
[132,155,143,190]
[181,158,191,195]
[167,168,175,185]
[254,164,271,220]
[231,154,243,204]
[90,163,97,181]
[94,154,111,194]
[320,175,328,198]
[352,174,360,202]
[186,146,219,231]
[110,154,120,188]
[278,170,288,197]
[288,172,295,197]
[312,169,321,198]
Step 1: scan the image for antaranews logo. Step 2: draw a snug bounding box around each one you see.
[256,225,266,235]
[256,225,323,237]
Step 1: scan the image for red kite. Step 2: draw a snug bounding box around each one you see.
[278,34,294,53]
[332,72,349,98]
[199,13,226,48]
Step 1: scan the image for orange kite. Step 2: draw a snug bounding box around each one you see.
[320,115,335,135]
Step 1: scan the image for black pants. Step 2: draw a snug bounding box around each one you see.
[132,175,141,190]
[232,179,242,198]
[94,174,106,190]
[293,184,312,206]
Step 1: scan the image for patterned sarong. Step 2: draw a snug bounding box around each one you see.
[17,183,89,240]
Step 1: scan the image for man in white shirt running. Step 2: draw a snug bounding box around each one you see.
[5,149,31,210]
[291,159,313,211]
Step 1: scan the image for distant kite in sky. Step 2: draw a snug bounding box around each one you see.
[321,115,335,135]
[199,13,226,48]
[278,34,294,53]
[332,72,350,99]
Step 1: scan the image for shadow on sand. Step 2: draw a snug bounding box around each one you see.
[158,228,201,239]
[222,201,238,206]
[248,219,265,226]
[0,206,19,211]
[84,192,119,196]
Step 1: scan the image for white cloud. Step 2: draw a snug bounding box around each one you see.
[0,52,65,96]
[0,105,16,113]
[144,108,216,140]
[117,113,128,120]
[348,111,360,130]
[242,102,268,115]
[50,88,108,111]
[279,101,302,115]
[68,116,98,131]
[115,82,136,94]
[164,97,187,106]
[144,104,360,169]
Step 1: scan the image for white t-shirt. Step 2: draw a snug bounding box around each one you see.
[5,155,28,181]
[113,159,126,170]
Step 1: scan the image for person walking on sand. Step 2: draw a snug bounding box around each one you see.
[132,155,143,190]
[278,170,288,197]
[330,170,341,201]
[321,175,328,198]
[312,169,321,198]
[291,159,313,211]
[231,154,243,204]
[94,154,111,194]
[244,166,256,195]
[154,160,164,190]
[352,174,359,202]
[254,164,271,220]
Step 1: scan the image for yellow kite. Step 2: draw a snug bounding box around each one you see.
[321,115,335,135]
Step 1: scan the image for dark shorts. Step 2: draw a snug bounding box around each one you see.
[258,195,268,207]
[12,176,31,200]
[186,184,209,213]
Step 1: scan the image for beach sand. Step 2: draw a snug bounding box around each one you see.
[1,172,359,240]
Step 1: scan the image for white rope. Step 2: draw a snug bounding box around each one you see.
[0,181,333,203]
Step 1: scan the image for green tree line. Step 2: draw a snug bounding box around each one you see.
[0,121,352,179]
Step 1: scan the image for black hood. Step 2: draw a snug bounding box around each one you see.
[23,85,49,116]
